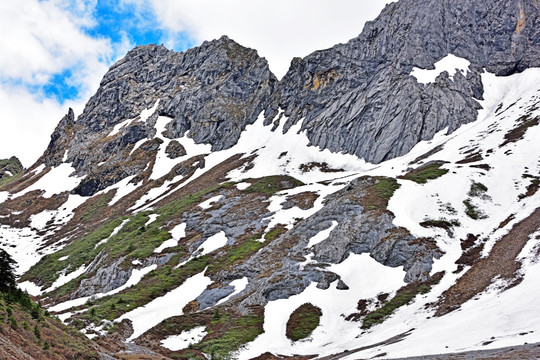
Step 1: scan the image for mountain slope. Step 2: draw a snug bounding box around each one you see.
[0,0,539,359]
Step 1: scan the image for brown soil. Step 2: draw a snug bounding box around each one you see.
[435,206,540,316]
[470,163,491,171]
[500,116,539,147]
[409,145,444,165]
[0,303,105,360]
[456,153,483,164]
[284,192,319,210]
[0,190,69,229]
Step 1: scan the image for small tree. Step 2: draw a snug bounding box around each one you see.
[34,324,41,339]
[0,249,16,293]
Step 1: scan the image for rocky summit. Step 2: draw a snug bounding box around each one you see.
[1,0,540,359]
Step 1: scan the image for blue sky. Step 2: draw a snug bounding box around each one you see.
[0,0,391,166]
[42,0,194,102]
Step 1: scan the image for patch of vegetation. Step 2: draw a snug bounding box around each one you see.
[468,182,488,197]
[463,199,487,220]
[360,177,401,211]
[22,217,129,288]
[264,224,288,242]
[399,162,449,184]
[500,115,539,147]
[244,175,304,196]
[79,192,115,223]
[518,177,540,200]
[194,313,264,358]
[0,157,24,189]
[456,152,483,164]
[420,219,461,230]
[285,303,322,341]
[80,255,209,323]
[207,237,264,275]
[362,272,444,329]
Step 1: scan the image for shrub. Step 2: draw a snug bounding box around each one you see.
[9,315,18,330]
[285,303,322,341]
[34,324,41,339]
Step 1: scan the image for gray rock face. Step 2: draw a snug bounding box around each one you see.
[235,176,442,312]
[61,36,276,195]
[264,0,540,163]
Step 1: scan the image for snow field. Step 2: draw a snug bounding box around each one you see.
[238,254,406,359]
[118,270,212,341]
[327,68,540,359]
[14,163,83,199]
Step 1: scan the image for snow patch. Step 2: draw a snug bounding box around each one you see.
[236,182,251,190]
[109,100,160,137]
[217,277,249,305]
[161,326,208,351]
[411,54,471,84]
[15,163,83,198]
[18,281,42,296]
[118,270,212,341]
[306,221,338,248]
[154,223,187,253]
[199,195,224,209]
[195,231,228,256]
[145,214,159,227]
[45,264,87,293]
[95,219,129,249]
[108,176,139,206]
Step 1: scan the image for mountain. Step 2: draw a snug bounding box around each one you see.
[1,0,540,359]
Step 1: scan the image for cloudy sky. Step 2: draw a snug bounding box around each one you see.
[0,0,391,167]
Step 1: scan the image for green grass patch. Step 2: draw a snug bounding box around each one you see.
[194,314,264,358]
[360,177,401,211]
[285,303,322,341]
[463,199,487,220]
[468,182,488,197]
[399,162,449,184]
[264,224,287,242]
[23,183,233,289]
[0,173,22,189]
[22,217,128,288]
[80,255,209,323]
[362,272,444,329]
[207,237,264,275]
[420,219,460,230]
[373,177,400,201]
[80,192,115,223]
[244,175,304,196]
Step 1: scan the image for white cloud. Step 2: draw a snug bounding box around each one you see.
[132,0,393,78]
[0,0,112,167]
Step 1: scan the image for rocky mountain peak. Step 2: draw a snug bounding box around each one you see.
[264,0,540,163]
[44,36,277,196]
